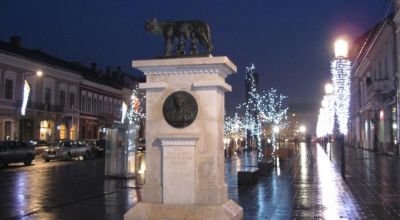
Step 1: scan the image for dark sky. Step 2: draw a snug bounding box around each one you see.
[0,0,392,115]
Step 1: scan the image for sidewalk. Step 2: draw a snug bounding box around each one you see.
[329,143,400,218]
[226,143,400,219]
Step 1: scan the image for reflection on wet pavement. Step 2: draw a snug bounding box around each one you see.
[2,143,400,219]
[227,142,400,219]
[0,158,141,220]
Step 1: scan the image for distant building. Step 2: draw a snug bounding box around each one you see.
[0,36,142,142]
[349,16,398,154]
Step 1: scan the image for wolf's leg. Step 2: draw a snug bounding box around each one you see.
[165,37,173,56]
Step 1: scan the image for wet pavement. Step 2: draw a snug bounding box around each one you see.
[0,158,140,220]
[227,143,400,219]
[1,143,400,219]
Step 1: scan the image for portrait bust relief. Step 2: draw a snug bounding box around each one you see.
[163,91,198,128]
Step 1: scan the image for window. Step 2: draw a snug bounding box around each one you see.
[4,121,11,140]
[93,98,97,114]
[69,92,75,108]
[87,97,92,113]
[99,99,102,113]
[5,79,13,100]
[384,55,388,79]
[44,88,51,106]
[81,95,86,112]
[59,91,65,107]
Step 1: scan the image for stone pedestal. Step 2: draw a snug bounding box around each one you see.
[124,56,243,220]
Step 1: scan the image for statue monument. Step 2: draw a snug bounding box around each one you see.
[145,18,213,56]
[124,20,243,220]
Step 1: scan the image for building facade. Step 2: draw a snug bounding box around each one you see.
[0,37,137,142]
[349,17,398,154]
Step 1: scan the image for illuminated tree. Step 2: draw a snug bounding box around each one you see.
[237,64,288,161]
[125,86,145,151]
[126,86,145,125]
[224,113,245,141]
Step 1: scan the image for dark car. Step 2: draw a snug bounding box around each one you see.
[0,141,36,167]
[27,139,51,155]
[42,140,92,162]
[137,139,145,152]
[95,140,106,157]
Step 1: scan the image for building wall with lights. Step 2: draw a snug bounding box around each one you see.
[349,16,398,154]
[0,37,140,142]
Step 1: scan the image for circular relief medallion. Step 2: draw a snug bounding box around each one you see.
[162,91,198,128]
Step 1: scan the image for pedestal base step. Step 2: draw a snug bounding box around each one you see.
[237,167,259,185]
[124,200,243,220]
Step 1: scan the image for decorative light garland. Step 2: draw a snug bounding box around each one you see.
[21,80,30,116]
[331,57,351,135]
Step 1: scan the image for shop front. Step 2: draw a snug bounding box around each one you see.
[40,120,54,142]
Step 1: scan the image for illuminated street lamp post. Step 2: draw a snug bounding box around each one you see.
[331,38,350,178]
[331,39,351,136]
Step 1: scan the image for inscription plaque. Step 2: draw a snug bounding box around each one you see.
[163,91,198,128]
[163,146,195,204]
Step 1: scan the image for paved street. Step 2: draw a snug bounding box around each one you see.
[0,158,140,220]
[1,143,400,219]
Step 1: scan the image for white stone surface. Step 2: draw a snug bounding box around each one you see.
[160,136,198,204]
[124,200,243,220]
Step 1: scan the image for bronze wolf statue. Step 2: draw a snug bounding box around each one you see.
[145,18,212,56]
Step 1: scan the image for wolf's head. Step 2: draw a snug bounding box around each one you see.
[145,18,159,33]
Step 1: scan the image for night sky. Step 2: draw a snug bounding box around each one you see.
[0,0,392,116]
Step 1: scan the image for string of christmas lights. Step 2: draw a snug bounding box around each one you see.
[125,85,145,125]
[233,64,288,161]
[331,57,351,135]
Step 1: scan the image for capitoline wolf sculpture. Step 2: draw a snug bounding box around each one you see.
[145,18,213,57]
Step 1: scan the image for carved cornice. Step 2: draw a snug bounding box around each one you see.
[132,56,237,78]
[140,65,231,78]
[192,81,232,92]
[139,82,168,90]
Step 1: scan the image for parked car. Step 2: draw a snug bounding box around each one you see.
[0,141,36,167]
[42,140,92,162]
[27,139,51,155]
[137,139,146,152]
[95,139,106,157]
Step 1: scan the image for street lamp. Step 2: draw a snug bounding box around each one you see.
[299,125,306,133]
[334,39,348,58]
[332,38,351,135]
[325,83,333,94]
[36,70,43,77]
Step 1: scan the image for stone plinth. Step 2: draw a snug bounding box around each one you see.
[124,200,242,220]
[124,56,243,220]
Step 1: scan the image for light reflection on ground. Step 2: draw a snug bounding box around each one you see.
[316,143,357,219]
